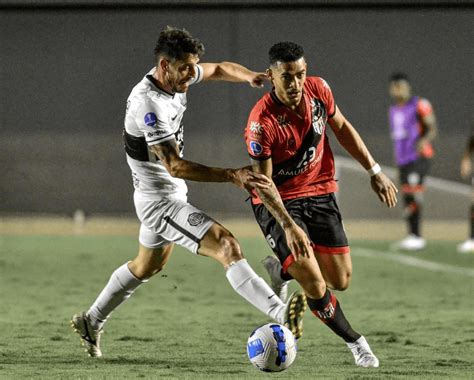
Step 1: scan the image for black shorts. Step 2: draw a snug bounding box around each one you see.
[399,158,430,193]
[251,193,349,272]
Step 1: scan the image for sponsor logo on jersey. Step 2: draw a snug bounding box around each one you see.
[146,130,167,138]
[249,141,263,156]
[249,121,263,136]
[277,149,322,177]
[188,212,205,226]
[144,112,158,128]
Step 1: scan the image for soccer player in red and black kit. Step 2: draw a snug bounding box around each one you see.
[244,42,398,368]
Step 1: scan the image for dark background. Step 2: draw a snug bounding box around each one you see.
[1,1,472,215]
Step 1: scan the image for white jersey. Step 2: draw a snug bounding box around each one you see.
[124,65,203,201]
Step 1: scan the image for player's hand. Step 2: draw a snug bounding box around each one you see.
[460,157,472,179]
[232,167,272,192]
[370,172,398,208]
[416,137,429,153]
[283,223,312,261]
[248,72,268,88]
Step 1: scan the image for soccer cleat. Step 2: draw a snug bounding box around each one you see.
[283,291,306,340]
[457,239,474,253]
[347,336,380,368]
[396,234,426,251]
[70,312,103,357]
[262,255,290,302]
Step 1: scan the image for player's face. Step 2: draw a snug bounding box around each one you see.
[269,58,307,107]
[166,54,200,93]
[389,80,411,103]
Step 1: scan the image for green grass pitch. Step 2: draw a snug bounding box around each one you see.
[0,235,473,379]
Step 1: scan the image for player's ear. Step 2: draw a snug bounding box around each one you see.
[159,58,169,73]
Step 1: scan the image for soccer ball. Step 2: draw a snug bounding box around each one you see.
[246,323,297,372]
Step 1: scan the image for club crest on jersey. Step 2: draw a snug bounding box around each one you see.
[311,98,326,135]
[144,112,159,128]
[277,115,290,128]
[250,141,263,156]
[188,212,205,226]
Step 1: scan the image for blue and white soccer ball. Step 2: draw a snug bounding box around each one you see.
[246,323,297,372]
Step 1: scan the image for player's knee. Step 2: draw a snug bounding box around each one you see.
[129,260,165,280]
[331,271,352,291]
[305,281,327,300]
[217,235,243,265]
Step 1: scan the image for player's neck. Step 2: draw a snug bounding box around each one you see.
[395,94,412,106]
[152,70,175,96]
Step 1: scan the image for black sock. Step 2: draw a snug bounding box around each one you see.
[404,194,421,236]
[470,204,474,239]
[307,290,361,343]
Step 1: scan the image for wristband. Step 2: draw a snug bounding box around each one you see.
[367,163,381,176]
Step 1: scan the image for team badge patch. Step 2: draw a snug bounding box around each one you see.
[188,212,205,226]
[250,141,263,156]
[144,112,158,128]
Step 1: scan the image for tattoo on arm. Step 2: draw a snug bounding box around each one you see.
[257,184,294,229]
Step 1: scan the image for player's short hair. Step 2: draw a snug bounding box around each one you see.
[154,26,205,62]
[389,72,410,83]
[268,42,305,66]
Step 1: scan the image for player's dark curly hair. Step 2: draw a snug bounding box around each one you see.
[268,42,305,66]
[390,72,410,83]
[154,26,205,62]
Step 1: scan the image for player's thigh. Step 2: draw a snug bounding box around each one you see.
[251,199,307,272]
[400,158,429,195]
[302,194,352,288]
[313,251,352,290]
[286,254,327,300]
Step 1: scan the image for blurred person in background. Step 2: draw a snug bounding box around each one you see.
[388,73,437,251]
[457,134,474,253]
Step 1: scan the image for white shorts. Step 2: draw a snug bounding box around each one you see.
[134,193,214,254]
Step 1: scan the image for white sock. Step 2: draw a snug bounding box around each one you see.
[226,259,285,323]
[86,262,146,330]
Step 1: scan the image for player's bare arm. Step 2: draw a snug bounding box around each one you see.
[251,158,312,260]
[200,62,267,87]
[151,140,271,191]
[328,105,398,208]
[417,112,438,153]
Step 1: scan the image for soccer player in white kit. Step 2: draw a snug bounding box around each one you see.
[71,27,306,358]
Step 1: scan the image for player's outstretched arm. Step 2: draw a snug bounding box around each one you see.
[251,158,312,261]
[150,140,271,190]
[328,106,398,208]
[200,62,267,87]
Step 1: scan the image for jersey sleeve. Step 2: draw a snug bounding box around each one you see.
[244,110,274,161]
[318,77,336,118]
[135,101,175,146]
[187,64,204,86]
[417,98,434,118]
